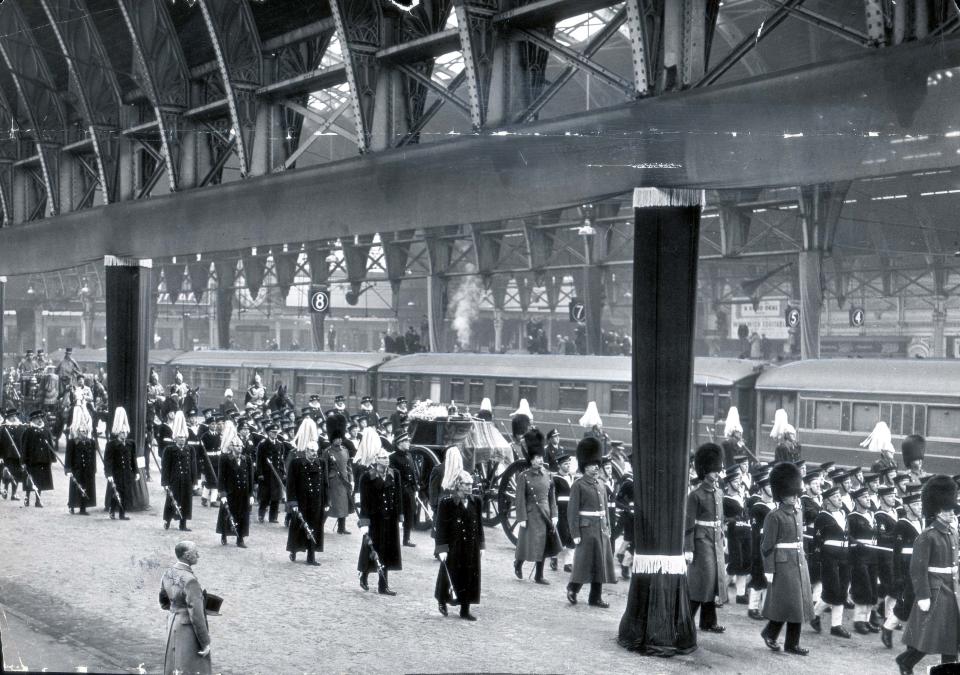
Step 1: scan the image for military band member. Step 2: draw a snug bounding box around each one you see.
[217,423,254,548]
[325,414,354,534]
[896,475,960,675]
[104,407,138,520]
[759,462,812,656]
[513,428,558,585]
[723,465,752,604]
[886,491,923,645]
[801,471,823,606]
[848,486,881,634]
[390,430,419,547]
[747,474,775,620]
[159,541,212,675]
[161,412,196,531]
[65,407,97,516]
[565,437,616,608]
[551,451,576,573]
[435,471,485,620]
[255,423,285,523]
[358,447,403,594]
[21,409,55,507]
[685,443,727,632]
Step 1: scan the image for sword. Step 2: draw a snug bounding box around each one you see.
[97,445,124,512]
[296,509,318,545]
[361,533,388,582]
[202,446,219,486]
[149,444,163,473]
[415,494,434,520]
[220,499,239,535]
[165,487,185,521]
[4,425,43,507]
[440,558,459,603]
[264,458,287,500]
[51,440,92,501]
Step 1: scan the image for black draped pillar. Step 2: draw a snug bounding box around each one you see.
[105,256,152,452]
[618,188,702,657]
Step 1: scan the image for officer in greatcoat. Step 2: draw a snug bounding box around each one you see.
[21,409,56,507]
[896,475,960,674]
[103,407,139,520]
[217,423,254,548]
[684,442,727,632]
[390,429,420,547]
[159,541,212,675]
[435,470,485,621]
[565,437,617,608]
[65,407,97,515]
[287,437,326,565]
[358,447,404,594]
[759,462,813,656]
[161,411,196,531]
[513,428,558,585]
[0,407,24,500]
[255,423,285,523]
[324,413,354,535]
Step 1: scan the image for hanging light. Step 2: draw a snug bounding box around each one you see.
[285,127,293,141]
[26,281,35,295]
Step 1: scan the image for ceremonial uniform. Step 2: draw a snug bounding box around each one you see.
[748,499,775,602]
[390,446,420,545]
[848,508,880,627]
[324,441,354,521]
[199,429,221,493]
[514,464,559,566]
[801,492,822,589]
[21,421,56,495]
[159,561,212,675]
[358,467,404,591]
[893,515,923,622]
[161,444,196,528]
[876,504,899,619]
[0,421,24,498]
[553,472,576,549]
[217,452,254,544]
[686,480,728,614]
[64,436,97,512]
[724,490,752,581]
[256,436,285,523]
[286,454,327,563]
[104,436,138,518]
[435,493,485,614]
[567,468,617,602]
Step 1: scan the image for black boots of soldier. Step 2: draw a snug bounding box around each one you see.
[854,621,879,635]
[882,627,894,648]
[336,518,350,535]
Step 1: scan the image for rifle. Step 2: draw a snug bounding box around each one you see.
[361,533,388,582]
[201,446,219,486]
[165,487,185,521]
[52,438,94,502]
[149,444,163,474]
[440,559,459,603]
[96,445,124,512]
[4,425,43,507]
[220,499,239,535]
[415,494,434,520]
[264,458,287,500]
[296,509,317,545]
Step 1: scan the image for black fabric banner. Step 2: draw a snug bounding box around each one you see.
[274,252,299,300]
[188,261,210,303]
[163,263,185,303]
[242,255,266,300]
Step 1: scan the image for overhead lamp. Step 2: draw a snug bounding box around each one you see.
[26,282,35,295]
[577,218,596,236]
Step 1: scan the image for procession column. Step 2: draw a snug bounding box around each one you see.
[618,188,702,656]
[104,256,152,448]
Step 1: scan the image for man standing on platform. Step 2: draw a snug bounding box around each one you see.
[217,423,253,548]
[685,442,727,633]
[513,428,558,585]
[159,541,212,675]
[256,423,285,523]
[565,437,617,608]
[162,411,196,532]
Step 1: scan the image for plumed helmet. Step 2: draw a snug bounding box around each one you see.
[441,446,464,490]
[922,474,958,519]
[511,414,531,439]
[694,443,723,480]
[576,436,603,469]
[326,412,347,442]
[769,408,790,439]
[524,428,545,458]
[902,435,926,465]
[860,421,895,453]
[579,401,603,428]
[219,421,238,453]
[170,411,188,439]
[723,407,743,437]
[511,398,533,418]
[111,407,130,436]
[769,461,803,501]
[293,417,319,453]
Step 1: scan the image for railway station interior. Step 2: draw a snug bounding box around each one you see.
[2,0,960,673]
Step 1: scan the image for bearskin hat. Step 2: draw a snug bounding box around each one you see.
[576,436,603,469]
[512,414,531,439]
[922,474,957,519]
[769,461,803,502]
[694,443,723,480]
[902,435,926,466]
[326,412,347,442]
[524,428,545,458]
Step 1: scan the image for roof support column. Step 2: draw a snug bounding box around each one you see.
[214,260,237,350]
[307,247,333,351]
[797,249,822,359]
[104,256,153,456]
[618,187,702,656]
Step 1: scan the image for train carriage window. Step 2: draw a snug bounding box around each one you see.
[852,403,879,432]
[815,401,841,430]
[610,386,631,414]
[558,382,588,411]
[927,407,960,439]
[914,406,926,436]
[717,394,731,421]
[700,391,716,419]
[468,379,485,405]
[762,394,780,426]
[517,381,538,408]
[379,375,406,401]
[349,376,357,396]
[450,378,465,403]
[494,380,514,407]
[841,402,852,432]
[902,404,915,436]
[411,377,427,400]
[889,404,904,435]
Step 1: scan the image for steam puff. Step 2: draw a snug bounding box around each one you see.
[448,271,484,349]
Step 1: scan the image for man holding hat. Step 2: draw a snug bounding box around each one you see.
[811,483,852,638]
[565,436,617,607]
[159,541,212,675]
[513,428,558,585]
[896,475,960,674]
[759,461,813,655]
[685,442,727,632]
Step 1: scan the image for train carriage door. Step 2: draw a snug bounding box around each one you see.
[737,384,756,452]
[348,374,359,409]
[430,378,441,403]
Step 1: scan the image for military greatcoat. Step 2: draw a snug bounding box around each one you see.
[685,480,728,604]
[514,464,558,562]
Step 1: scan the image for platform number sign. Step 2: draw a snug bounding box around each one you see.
[309,289,330,314]
[569,300,586,324]
[849,306,865,328]
[785,306,800,329]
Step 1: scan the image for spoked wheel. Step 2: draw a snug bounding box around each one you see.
[409,445,440,531]
[497,459,529,545]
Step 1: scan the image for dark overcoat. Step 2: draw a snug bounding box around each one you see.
[761,503,814,623]
[358,468,403,571]
[161,444,196,522]
[216,453,254,537]
[0,423,24,482]
[64,437,97,508]
[286,455,326,553]
[199,431,221,489]
[893,517,923,622]
[567,474,617,584]
[554,474,575,548]
[256,437,286,503]
[902,520,960,655]
[514,465,558,562]
[21,424,56,491]
[685,481,728,604]
[434,494,485,605]
[159,562,211,675]
[103,437,138,509]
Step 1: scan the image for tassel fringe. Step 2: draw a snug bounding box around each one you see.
[632,554,688,575]
[632,187,704,209]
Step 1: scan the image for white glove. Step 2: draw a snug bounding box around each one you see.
[551,517,558,526]
[918,598,931,612]
[198,645,211,657]
[438,552,448,562]
[573,537,581,546]
[290,505,299,513]
[65,471,72,478]
[765,573,774,584]
[359,526,369,535]
[684,552,693,564]
[107,476,114,483]
[135,473,141,481]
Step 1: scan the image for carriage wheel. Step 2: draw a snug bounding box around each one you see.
[475,460,507,527]
[496,459,529,545]
[409,446,440,531]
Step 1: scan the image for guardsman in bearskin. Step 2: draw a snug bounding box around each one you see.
[65,407,97,516]
[513,428,559,585]
[199,414,222,507]
[896,475,960,674]
[435,470,485,621]
[811,484,852,638]
[0,407,24,500]
[875,484,900,642]
[721,407,748,467]
[747,473,775,620]
[103,407,138,520]
[325,413,355,535]
[759,462,813,656]
[565,436,617,608]
[217,422,254,548]
[848,486,881,634]
[801,470,824,606]
[255,423,285,523]
[161,411,196,531]
[902,435,928,486]
[358,447,404,594]
[685,443,727,632]
[886,491,923,646]
[723,465,752,605]
[551,450,576,573]
[389,427,420,548]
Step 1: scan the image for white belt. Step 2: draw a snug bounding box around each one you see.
[824,540,848,548]
[857,538,877,545]
[696,520,721,527]
[735,522,751,528]
[775,542,802,549]
[929,566,958,574]
[557,497,570,502]
[579,511,605,517]
[901,548,913,555]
